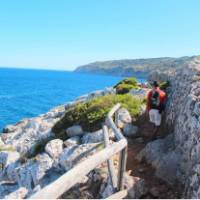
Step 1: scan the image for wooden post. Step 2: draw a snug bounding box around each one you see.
[117,146,128,191]
[103,125,118,192]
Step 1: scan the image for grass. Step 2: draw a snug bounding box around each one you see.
[52,94,144,139]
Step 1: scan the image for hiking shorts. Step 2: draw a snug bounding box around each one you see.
[149,109,161,126]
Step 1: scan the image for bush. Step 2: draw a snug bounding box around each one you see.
[114,77,139,94]
[159,81,170,90]
[115,83,137,94]
[52,94,144,138]
[196,55,200,61]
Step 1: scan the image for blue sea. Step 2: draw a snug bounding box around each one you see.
[0,68,145,131]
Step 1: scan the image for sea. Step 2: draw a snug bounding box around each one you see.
[0,68,146,131]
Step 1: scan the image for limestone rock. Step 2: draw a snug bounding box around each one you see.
[4,187,28,199]
[66,125,83,137]
[45,139,63,159]
[59,144,97,171]
[116,108,132,128]
[0,137,5,146]
[15,153,53,191]
[123,123,138,137]
[3,125,18,133]
[0,183,19,199]
[123,174,148,198]
[155,151,181,185]
[82,129,104,144]
[0,151,20,181]
[64,136,80,147]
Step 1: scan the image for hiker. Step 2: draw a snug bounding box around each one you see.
[146,81,166,139]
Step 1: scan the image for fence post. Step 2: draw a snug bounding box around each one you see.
[117,147,127,191]
[103,125,118,192]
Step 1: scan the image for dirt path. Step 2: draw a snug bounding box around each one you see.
[125,114,181,199]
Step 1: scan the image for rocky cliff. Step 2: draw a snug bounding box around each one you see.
[139,57,200,198]
[75,56,195,77]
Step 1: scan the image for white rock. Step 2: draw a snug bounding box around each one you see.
[116,108,132,128]
[123,123,138,137]
[82,129,104,144]
[66,125,83,137]
[5,187,28,199]
[15,153,53,191]
[0,183,19,199]
[64,136,80,147]
[59,144,97,171]
[123,174,148,198]
[45,139,63,159]
[0,137,5,146]
[3,125,17,133]
[0,151,20,181]
[155,151,181,185]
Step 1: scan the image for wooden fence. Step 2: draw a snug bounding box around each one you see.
[30,103,128,199]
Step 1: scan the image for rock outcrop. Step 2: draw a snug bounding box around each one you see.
[141,58,200,198]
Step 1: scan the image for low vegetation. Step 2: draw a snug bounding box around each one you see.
[196,55,200,61]
[52,94,144,139]
[114,77,139,94]
[0,145,15,152]
[159,81,170,90]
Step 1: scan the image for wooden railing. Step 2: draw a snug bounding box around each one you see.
[30,103,128,199]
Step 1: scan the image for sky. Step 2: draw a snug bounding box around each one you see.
[0,0,200,70]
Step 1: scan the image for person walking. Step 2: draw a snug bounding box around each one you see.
[146,81,166,139]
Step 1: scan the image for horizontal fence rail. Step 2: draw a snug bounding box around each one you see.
[30,103,128,199]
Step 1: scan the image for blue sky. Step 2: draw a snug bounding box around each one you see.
[0,0,200,70]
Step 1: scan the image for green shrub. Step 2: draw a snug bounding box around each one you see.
[52,94,144,138]
[115,83,138,94]
[159,81,170,90]
[196,55,200,61]
[114,77,139,94]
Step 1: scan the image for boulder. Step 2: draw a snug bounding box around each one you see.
[64,136,80,147]
[155,151,181,185]
[116,108,132,128]
[82,129,104,144]
[0,151,20,181]
[2,125,18,133]
[15,153,53,191]
[59,144,97,171]
[123,124,138,137]
[45,139,63,159]
[4,187,28,199]
[123,174,148,198]
[0,183,19,199]
[66,125,83,137]
[136,135,173,166]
